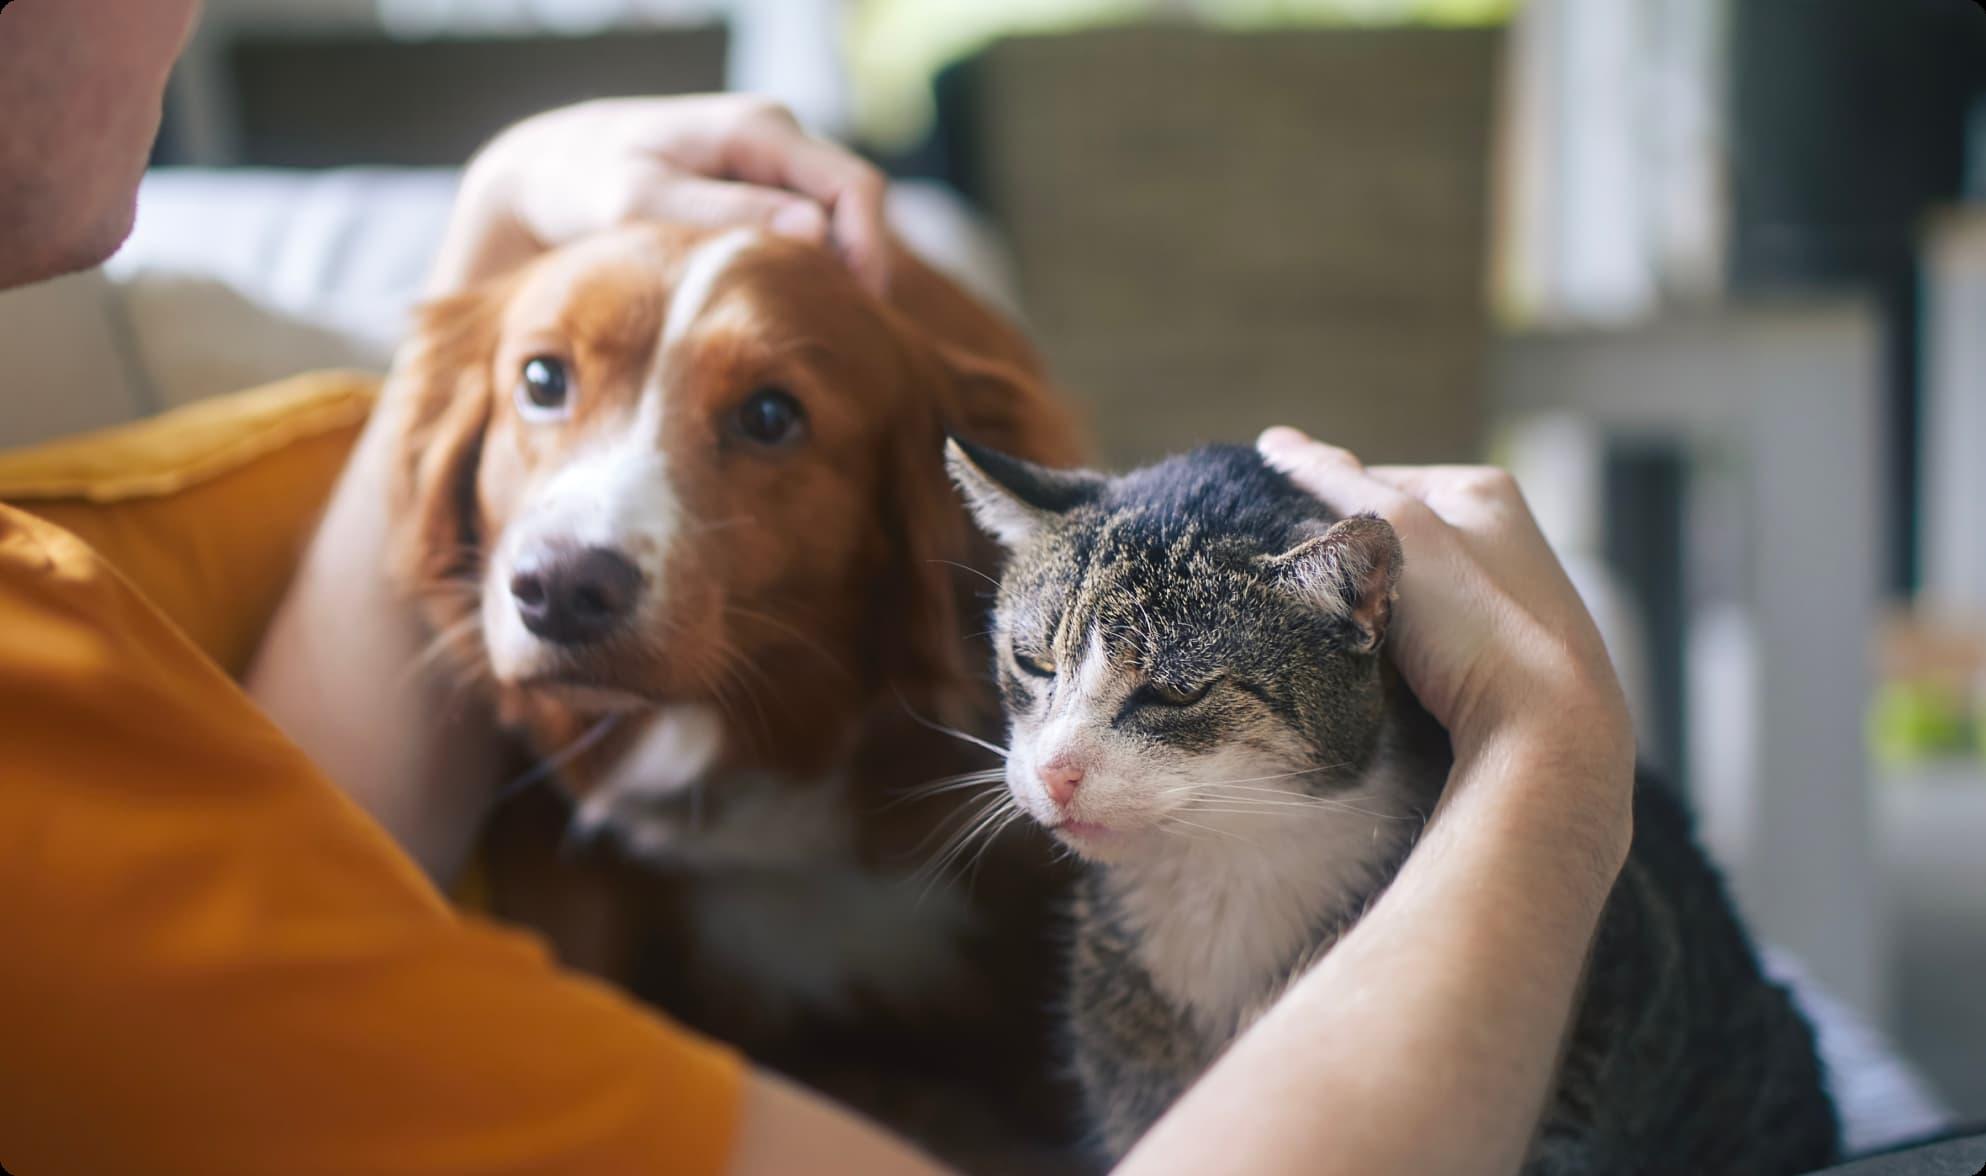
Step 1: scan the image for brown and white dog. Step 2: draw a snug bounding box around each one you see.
[382,222,1087,1163]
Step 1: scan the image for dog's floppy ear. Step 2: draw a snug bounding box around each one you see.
[939,347,1089,471]
[382,280,508,612]
[877,341,1088,719]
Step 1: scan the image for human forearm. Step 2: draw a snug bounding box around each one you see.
[1120,727,1627,1176]
[725,1071,955,1176]
[245,400,501,882]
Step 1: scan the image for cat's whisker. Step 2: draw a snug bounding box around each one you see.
[1185,800,1406,822]
[909,786,1015,869]
[925,557,1001,590]
[961,806,1031,886]
[1161,814,1256,848]
[905,787,1011,863]
[892,690,1013,760]
[880,770,1010,811]
[913,791,1022,902]
[1184,785,1404,814]
[1191,783,1372,805]
[1163,762,1357,792]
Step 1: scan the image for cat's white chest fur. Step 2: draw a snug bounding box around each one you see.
[1109,772,1412,1039]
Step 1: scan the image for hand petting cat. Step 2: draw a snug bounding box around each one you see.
[1258,426,1635,857]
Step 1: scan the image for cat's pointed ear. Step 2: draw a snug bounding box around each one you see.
[1269,515,1402,654]
[945,437,1105,549]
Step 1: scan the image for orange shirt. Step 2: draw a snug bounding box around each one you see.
[0,378,742,1175]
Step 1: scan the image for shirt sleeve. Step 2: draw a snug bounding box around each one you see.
[0,504,744,1176]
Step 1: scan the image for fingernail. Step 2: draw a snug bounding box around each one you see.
[1258,426,1312,455]
[771,201,827,241]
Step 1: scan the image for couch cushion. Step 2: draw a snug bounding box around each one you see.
[0,270,151,449]
[0,371,378,676]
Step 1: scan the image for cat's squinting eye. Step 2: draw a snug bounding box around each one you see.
[1014,649,1057,679]
[1143,679,1216,708]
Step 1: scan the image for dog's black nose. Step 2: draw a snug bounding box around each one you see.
[510,545,643,645]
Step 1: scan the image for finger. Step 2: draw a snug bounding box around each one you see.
[1365,465,1523,509]
[1257,427,1414,521]
[622,173,831,243]
[715,124,891,294]
[1365,464,1547,558]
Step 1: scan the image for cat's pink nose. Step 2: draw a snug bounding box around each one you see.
[1038,758,1085,808]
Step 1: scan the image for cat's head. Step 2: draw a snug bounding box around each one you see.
[946,439,1404,863]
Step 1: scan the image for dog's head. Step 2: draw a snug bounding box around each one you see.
[385,223,1077,856]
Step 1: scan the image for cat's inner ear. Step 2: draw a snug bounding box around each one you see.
[1269,514,1403,654]
[944,437,1104,549]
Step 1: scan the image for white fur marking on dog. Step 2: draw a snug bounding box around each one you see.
[662,228,759,349]
[594,704,726,802]
[483,421,682,679]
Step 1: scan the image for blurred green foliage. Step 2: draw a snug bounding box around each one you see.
[1871,681,1985,768]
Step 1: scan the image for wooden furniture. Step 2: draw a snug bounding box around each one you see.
[963,25,1500,466]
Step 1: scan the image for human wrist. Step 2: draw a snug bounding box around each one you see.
[1444,698,1635,875]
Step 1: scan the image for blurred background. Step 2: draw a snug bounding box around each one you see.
[3,0,1982,1140]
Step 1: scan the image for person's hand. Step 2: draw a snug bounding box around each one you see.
[427,94,890,297]
[1259,427,1635,802]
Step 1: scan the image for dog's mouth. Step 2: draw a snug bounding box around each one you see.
[514,673,660,714]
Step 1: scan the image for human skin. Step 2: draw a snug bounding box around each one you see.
[0,0,202,286]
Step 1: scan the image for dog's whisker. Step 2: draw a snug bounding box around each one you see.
[722,604,856,683]
[399,612,485,691]
[502,714,625,804]
[682,514,751,538]
[699,645,774,751]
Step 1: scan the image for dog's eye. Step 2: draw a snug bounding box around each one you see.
[518,356,571,420]
[1014,649,1057,679]
[1141,679,1214,708]
[735,387,806,446]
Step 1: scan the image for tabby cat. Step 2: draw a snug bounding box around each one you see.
[946,439,1838,1174]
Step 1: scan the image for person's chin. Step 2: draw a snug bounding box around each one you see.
[25,206,138,286]
[18,184,141,287]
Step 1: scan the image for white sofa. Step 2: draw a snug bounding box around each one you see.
[1,167,1023,448]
